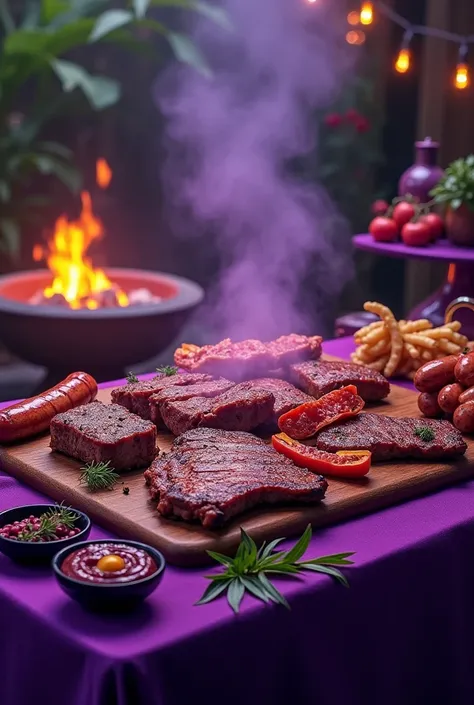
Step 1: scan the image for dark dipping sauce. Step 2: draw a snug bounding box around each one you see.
[61,543,157,584]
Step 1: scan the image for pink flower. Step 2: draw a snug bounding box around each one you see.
[324,113,343,128]
[345,108,360,123]
[355,116,370,133]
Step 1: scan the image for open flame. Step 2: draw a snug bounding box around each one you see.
[32,159,129,310]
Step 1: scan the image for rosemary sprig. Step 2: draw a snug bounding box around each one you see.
[156,365,178,376]
[126,371,139,384]
[414,426,435,442]
[19,503,79,541]
[196,525,354,614]
[79,460,119,491]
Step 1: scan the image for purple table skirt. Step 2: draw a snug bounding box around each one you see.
[2,338,474,705]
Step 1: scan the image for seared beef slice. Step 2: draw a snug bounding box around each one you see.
[160,382,275,435]
[291,360,390,402]
[144,428,328,527]
[111,372,214,420]
[316,414,467,462]
[149,378,234,426]
[246,378,313,426]
[50,401,157,470]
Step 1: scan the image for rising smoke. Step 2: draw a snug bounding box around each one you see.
[157,0,354,341]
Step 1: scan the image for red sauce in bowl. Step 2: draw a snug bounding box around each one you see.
[61,543,157,584]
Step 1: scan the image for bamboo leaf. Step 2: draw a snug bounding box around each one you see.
[167,32,212,78]
[302,564,350,588]
[257,573,290,609]
[89,9,134,42]
[239,576,271,604]
[259,537,285,560]
[51,59,120,110]
[195,578,230,606]
[206,550,234,567]
[227,579,245,613]
[283,524,312,564]
[301,552,355,567]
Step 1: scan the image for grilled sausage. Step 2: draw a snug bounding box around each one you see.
[414,356,458,393]
[417,392,442,418]
[459,386,474,405]
[453,401,474,434]
[454,352,474,388]
[0,372,97,444]
[438,383,464,414]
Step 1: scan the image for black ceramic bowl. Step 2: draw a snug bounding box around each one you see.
[0,504,91,563]
[52,539,166,611]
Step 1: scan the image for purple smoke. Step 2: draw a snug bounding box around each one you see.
[157,0,354,341]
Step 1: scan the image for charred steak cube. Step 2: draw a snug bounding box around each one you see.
[149,378,234,427]
[315,414,467,462]
[144,427,328,528]
[246,377,313,428]
[50,401,157,470]
[291,360,390,402]
[160,382,275,436]
[111,372,214,420]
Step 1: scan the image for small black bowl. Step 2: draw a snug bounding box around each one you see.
[0,504,91,564]
[52,539,166,611]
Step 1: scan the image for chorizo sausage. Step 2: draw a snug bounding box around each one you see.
[414,356,458,393]
[437,383,464,414]
[0,372,97,444]
[453,401,474,434]
[417,392,442,418]
[454,352,474,388]
[459,386,474,405]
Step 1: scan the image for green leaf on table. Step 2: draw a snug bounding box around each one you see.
[258,537,285,560]
[227,578,245,613]
[195,578,230,606]
[167,32,212,78]
[301,552,355,566]
[89,9,134,42]
[301,563,350,588]
[51,59,121,109]
[282,523,312,563]
[257,573,290,608]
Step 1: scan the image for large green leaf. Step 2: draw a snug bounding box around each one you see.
[167,32,211,77]
[51,59,121,109]
[88,9,134,42]
[0,0,15,34]
[41,0,69,24]
[3,29,50,56]
[22,0,41,29]
[47,0,108,29]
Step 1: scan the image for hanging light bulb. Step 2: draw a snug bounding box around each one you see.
[360,2,373,26]
[455,45,470,90]
[395,30,413,74]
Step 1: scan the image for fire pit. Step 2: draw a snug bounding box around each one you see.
[0,160,203,390]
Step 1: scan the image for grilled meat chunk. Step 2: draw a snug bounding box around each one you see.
[291,360,390,402]
[149,378,234,427]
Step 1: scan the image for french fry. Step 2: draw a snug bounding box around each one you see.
[365,355,389,373]
[421,349,434,361]
[423,327,458,339]
[399,319,432,334]
[354,320,383,342]
[364,302,404,377]
[403,333,436,350]
[437,339,461,355]
[361,326,389,347]
[404,341,420,359]
[445,321,462,332]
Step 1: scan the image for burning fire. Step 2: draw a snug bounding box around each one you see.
[32,159,128,310]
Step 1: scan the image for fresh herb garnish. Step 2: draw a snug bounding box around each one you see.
[156,365,178,376]
[18,503,78,542]
[123,486,130,495]
[126,371,139,384]
[196,524,354,614]
[79,461,119,491]
[415,425,435,442]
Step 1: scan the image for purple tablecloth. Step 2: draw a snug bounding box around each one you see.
[2,338,474,705]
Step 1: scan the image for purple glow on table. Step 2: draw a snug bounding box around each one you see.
[353,234,474,263]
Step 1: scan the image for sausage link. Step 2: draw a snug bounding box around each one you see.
[455,352,474,387]
[459,386,474,405]
[453,401,474,434]
[0,372,97,444]
[414,356,458,393]
[438,383,464,414]
[417,392,442,418]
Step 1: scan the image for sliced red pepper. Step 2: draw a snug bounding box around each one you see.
[272,433,371,478]
[278,385,365,440]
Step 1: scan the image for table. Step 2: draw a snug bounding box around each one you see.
[353,234,474,338]
[2,337,474,705]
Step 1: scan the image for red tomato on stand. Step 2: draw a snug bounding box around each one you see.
[393,202,416,229]
[419,213,444,241]
[401,221,431,247]
[369,217,398,242]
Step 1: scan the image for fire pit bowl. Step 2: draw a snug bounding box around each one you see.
[0,268,203,389]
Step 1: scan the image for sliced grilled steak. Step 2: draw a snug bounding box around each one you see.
[175,334,323,380]
[149,378,234,427]
[160,382,275,436]
[111,372,214,420]
[50,401,157,470]
[144,428,327,527]
[291,360,390,402]
[315,413,467,462]
[246,377,313,430]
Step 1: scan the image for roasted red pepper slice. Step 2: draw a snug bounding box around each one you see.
[272,433,371,478]
[278,385,365,440]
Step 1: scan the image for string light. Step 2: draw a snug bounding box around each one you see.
[360,2,373,26]
[346,29,366,46]
[395,30,413,74]
[455,44,470,90]
[347,11,360,26]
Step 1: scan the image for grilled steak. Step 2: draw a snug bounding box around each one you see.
[144,428,327,527]
[291,360,390,402]
[315,413,467,461]
[160,382,275,436]
[149,378,234,427]
[111,372,214,420]
[246,377,313,429]
[50,401,157,470]
[175,334,323,380]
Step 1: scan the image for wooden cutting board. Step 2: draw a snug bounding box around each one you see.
[1,361,474,566]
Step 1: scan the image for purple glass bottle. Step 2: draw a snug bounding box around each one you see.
[398,137,445,203]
